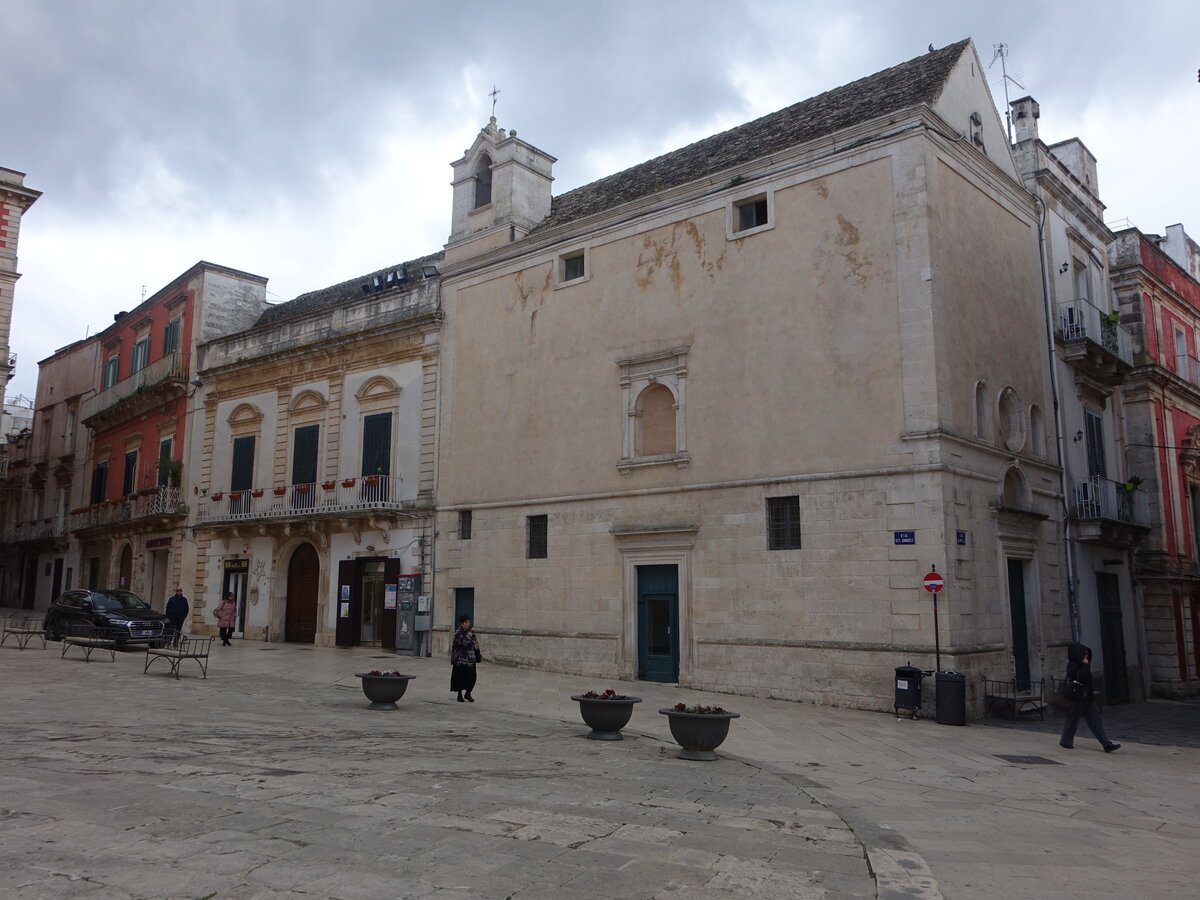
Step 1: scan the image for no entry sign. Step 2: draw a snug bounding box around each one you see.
[923,571,944,593]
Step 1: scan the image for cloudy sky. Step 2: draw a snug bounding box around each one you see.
[3,0,1197,402]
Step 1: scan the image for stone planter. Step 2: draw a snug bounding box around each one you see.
[571,694,642,740]
[355,673,415,710]
[658,708,740,760]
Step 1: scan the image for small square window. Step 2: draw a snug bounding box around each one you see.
[527,514,548,559]
[766,496,801,550]
[736,197,769,232]
[459,510,473,541]
[563,253,585,281]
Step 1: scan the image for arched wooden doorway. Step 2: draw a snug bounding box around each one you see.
[285,543,320,643]
[118,545,132,590]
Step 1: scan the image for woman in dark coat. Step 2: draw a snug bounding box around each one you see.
[450,615,481,702]
[1059,642,1120,752]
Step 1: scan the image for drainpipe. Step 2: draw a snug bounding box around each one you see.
[1034,193,1081,640]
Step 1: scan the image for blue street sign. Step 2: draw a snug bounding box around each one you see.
[894,531,915,545]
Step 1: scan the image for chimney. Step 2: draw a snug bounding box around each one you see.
[1010,96,1040,143]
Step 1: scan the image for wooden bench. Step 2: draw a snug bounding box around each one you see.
[1,616,46,650]
[61,625,119,662]
[144,635,213,679]
[983,676,1045,720]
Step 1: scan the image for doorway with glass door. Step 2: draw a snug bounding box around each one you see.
[637,564,679,683]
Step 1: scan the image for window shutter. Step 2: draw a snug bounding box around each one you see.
[1085,411,1106,478]
[361,413,392,476]
[231,436,256,491]
[292,425,319,485]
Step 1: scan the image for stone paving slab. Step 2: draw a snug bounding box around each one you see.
[4,627,1200,899]
[1,642,875,899]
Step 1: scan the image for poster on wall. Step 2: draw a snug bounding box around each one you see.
[340,584,350,602]
[384,584,397,610]
[339,602,350,619]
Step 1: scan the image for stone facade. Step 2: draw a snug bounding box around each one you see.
[1010,96,1147,704]
[0,166,40,406]
[435,41,1065,714]
[190,262,442,647]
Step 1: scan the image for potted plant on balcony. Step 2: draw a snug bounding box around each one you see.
[341,478,356,488]
[658,702,741,761]
[228,491,242,501]
[571,689,642,740]
[210,492,223,501]
[321,480,337,491]
[294,484,310,494]
[272,487,287,496]
[1123,475,1143,492]
[354,670,416,710]
[251,488,264,498]
[364,475,381,486]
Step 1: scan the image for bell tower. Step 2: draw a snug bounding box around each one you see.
[0,166,41,406]
[445,118,555,264]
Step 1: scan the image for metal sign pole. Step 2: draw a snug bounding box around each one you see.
[931,564,941,672]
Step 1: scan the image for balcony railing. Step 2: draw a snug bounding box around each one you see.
[70,485,186,531]
[198,475,408,524]
[1,518,68,544]
[1071,476,1148,527]
[1058,299,1134,366]
[80,351,188,422]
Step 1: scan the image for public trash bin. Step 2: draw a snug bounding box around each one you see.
[894,664,924,718]
[935,670,966,725]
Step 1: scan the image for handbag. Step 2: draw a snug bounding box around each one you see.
[1060,678,1086,702]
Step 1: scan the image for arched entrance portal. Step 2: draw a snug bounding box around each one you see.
[118,545,132,590]
[285,543,320,643]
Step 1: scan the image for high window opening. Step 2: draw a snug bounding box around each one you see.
[736,196,769,232]
[122,450,138,496]
[102,356,119,389]
[1084,409,1106,477]
[131,336,150,374]
[527,514,548,559]
[766,496,802,550]
[473,154,493,209]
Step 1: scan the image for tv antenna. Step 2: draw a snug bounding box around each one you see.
[989,43,1025,143]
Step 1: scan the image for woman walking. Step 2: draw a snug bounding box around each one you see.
[214,592,238,647]
[450,615,482,702]
[1059,642,1120,753]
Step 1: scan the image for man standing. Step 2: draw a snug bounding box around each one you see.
[165,587,189,635]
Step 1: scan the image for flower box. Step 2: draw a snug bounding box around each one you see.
[341,478,356,488]
[321,481,337,490]
[571,690,642,740]
[210,493,223,501]
[251,489,265,498]
[364,475,381,486]
[273,487,287,496]
[228,492,242,501]
[294,484,310,494]
[658,704,740,761]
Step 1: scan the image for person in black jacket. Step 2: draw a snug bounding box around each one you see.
[1059,642,1120,752]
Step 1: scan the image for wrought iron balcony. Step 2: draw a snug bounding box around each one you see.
[1058,298,1134,367]
[1070,476,1150,544]
[80,351,188,426]
[198,475,412,524]
[1,517,68,544]
[70,485,187,533]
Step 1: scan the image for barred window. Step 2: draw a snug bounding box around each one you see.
[766,496,801,550]
[460,510,473,541]
[527,514,548,559]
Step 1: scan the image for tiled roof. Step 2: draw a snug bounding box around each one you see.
[531,40,970,234]
[255,251,445,328]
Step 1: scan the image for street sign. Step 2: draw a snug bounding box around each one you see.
[923,571,944,593]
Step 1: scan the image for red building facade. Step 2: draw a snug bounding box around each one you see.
[1113,226,1200,697]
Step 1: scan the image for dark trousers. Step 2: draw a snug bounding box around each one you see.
[219,627,234,645]
[167,615,186,634]
[1060,696,1110,748]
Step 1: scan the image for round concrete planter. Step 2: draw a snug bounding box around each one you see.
[355,673,415,710]
[571,695,642,740]
[658,708,740,760]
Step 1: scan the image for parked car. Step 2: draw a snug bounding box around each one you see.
[43,590,170,645]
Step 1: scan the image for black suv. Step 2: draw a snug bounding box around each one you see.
[44,590,170,644]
